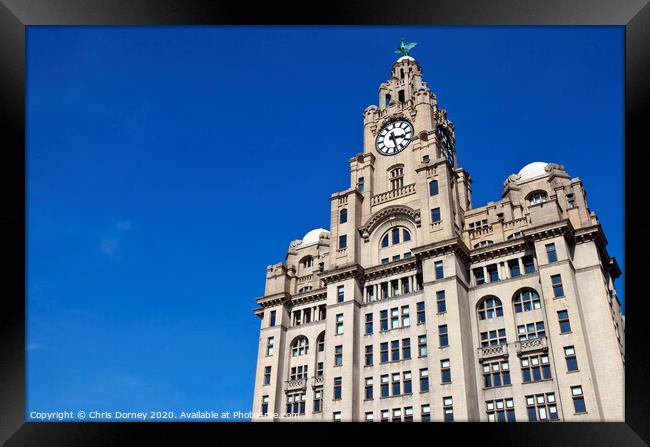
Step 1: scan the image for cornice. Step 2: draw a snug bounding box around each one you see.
[364,257,419,281]
[411,237,471,264]
[319,263,365,285]
[289,288,327,307]
[255,292,289,308]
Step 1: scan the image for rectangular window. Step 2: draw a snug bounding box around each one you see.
[482,361,511,388]
[439,324,449,347]
[437,290,446,313]
[286,392,306,415]
[443,397,454,422]
[381,258,389,265]
[435,260,444,279]
[521,354,552,383]
[392,408,402,422]
[546,243,557,263]
[390,307,399,329]
[391,340,400,362]
[564,346,578,372]
[335,313,344,335]
[403,371,413,394]
[567,193,576,209]
[421,404,431,422]
[380,342,389,363]
[365,313,373,334]
[487,264,499,282]
[402,338,411,359]
[431,207,441,223]
[401,305,410,327]
[312,390,323,413]
[318,336,325,352]
[474,267,485,285]
[365,345,373,366]
[526,393,559,422]
[391,279,399,296]
[380,309,388,331]
[558,310,572,333]
[392,255,401,262]
[261,395,269,416]
[263,366,271,385]
[572,386,586,413]
[401,277,411,295]
[333,411,341,422]
[381,375,389,398]
[429,180,439,196]
[516,321,546,341]
[337,285,345,303]
[417,302,426,324]
[391,373,401,396]
[480,328,507,347]
[266,337,274,356]
[380,410,389,422]
[508,259,521,278]
[269,310,276,327]
[404,406,413,422]
[365,377,374,400]
[365,412,374,422]
[420,368,430,392]
[339,235,347,250]
[317,362,323,377]
[486,398,515,422]
[551,274,564,297]
[441,359,451,383]
[333,377,342,400]
[523,255,536,273]
[358,177,365,193]
[418,335,428,357]
[334,345,343,366]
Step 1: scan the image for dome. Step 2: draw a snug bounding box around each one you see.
[396,55,415,62]
[301,228,330,246]
[518,162,549,181]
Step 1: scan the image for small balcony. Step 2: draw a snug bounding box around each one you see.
[515,336,549,355]
[285,378,307,392]
[477,343,508,363]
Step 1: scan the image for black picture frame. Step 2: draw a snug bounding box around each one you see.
[1,0,647,445]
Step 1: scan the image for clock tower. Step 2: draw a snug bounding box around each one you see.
[252,43,624,423]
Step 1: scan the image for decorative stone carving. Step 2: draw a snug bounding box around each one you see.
[357,204,421,242]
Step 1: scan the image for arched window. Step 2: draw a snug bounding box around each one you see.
[527,191,548,206]
[513,289,541,313]
[474,240,494,249]
[477,296,503,320]
[339,208,348,224]
[429,180,439,196]
[301,256,313,268]
[507,232,523,240]
[316,332,325,353]
[380,227,412,249]
[292,336,309,357]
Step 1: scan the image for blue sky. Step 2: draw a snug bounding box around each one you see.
[26,26,624,420]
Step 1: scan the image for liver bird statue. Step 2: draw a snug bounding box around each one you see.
[394,38,417,57]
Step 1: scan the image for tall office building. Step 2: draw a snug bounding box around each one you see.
[251,51,624,422]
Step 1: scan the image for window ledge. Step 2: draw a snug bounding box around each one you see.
[566,369,580,374]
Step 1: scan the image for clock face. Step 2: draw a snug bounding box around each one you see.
[436,126,454,166]
[375,120,413,156]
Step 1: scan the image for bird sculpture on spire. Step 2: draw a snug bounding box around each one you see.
[394,38,417,57]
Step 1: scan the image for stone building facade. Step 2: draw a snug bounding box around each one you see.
[251,55,624,422]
